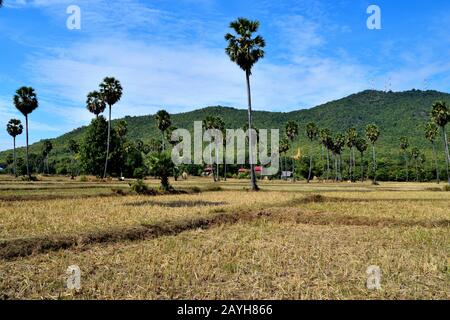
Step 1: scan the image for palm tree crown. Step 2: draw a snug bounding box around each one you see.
[7,119,23,138]
[424,122,438,143]
[431,101,449,128]
[285,121,299,142]
[225,18,265,74]
[86,91,106,116]
[306,122,318,142]
[155,110,172,133]
[13,87,38,116]
[366,124,380,144]
[356,138,368,154]
[99,77,123,106]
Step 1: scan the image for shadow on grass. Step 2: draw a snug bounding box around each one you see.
[125,200,228,208]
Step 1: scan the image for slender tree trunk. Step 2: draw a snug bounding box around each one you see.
[246,70,258,191]
[292,158,295,182]
[209,143,216,182]
[334,154,338,182]
[348,150,352,181]
[13,137,17,177]
[224,154,227,181]
[326,149,330,181]
[360,152,364,182]
[307,151,313,183]
[279,155,282,180]
[404,152,409,182]
[103,105,112,179]
[352,147,356,182]
[161,132,165,151]
[372,143,377,185]
[442,127,450,186]
[432,142,440,184]
[25,115,30,179]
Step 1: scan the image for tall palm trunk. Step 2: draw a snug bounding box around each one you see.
[442,127,450,185]
[103,105,111,179]
[360,152,364,182]
[348,150,352,181]
[224,153,227,181]
[352,148,356,182]
[404,152,409,182]
[209,143,216,182]
[216,153,220,182]
[25,115,30,178]
[307,150,313,183]
[13,137,17,177]
[372,144,377,185]
[432,142,440,184]
[246,70,258,191]
[292,158,295,182]
[326,149,330,181]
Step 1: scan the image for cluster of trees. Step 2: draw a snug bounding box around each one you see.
[276,120,380,184]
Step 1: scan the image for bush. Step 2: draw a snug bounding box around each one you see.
[21,175,39,181]
[443,185,450,192]
[79,175,88,182]
[133,167,147,179]
[130,179,150,195]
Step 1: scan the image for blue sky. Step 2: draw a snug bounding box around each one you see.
[1,0,450,151]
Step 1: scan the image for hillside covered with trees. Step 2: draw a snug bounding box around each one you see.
[1,89,449,182]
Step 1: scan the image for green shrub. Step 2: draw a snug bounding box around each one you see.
[133,167,147,179]
[21,175,39,181]
[130,179,150,195]
[79,175,88,182]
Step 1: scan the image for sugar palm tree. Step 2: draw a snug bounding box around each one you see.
[431,101,450,185]
[155,110,172,151]
[366,124,381,185]
[319,128,331,181]
[279,137,290,180]
[213,117,225,181]
[306,122,318,183]
[356,137,368,182]
[400,136,410,182]
[425,122,440,184]
[411,147,421,182]
[6,119,23,176]
[42,140,53,174]
[334,133,345,182]
[346,127,358,182]
[13,87,38,178]
[203,116,217,182]
[99,77,123,179]
[285,121,299,181]
[225,17,265,191]
[86,91,106,118]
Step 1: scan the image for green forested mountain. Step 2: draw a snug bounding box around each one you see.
[1,89,449,165]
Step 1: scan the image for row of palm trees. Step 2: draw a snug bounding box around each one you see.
[278,121,379,184]
[6,87,39,178]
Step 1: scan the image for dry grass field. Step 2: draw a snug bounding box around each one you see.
[0,175,449,300]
